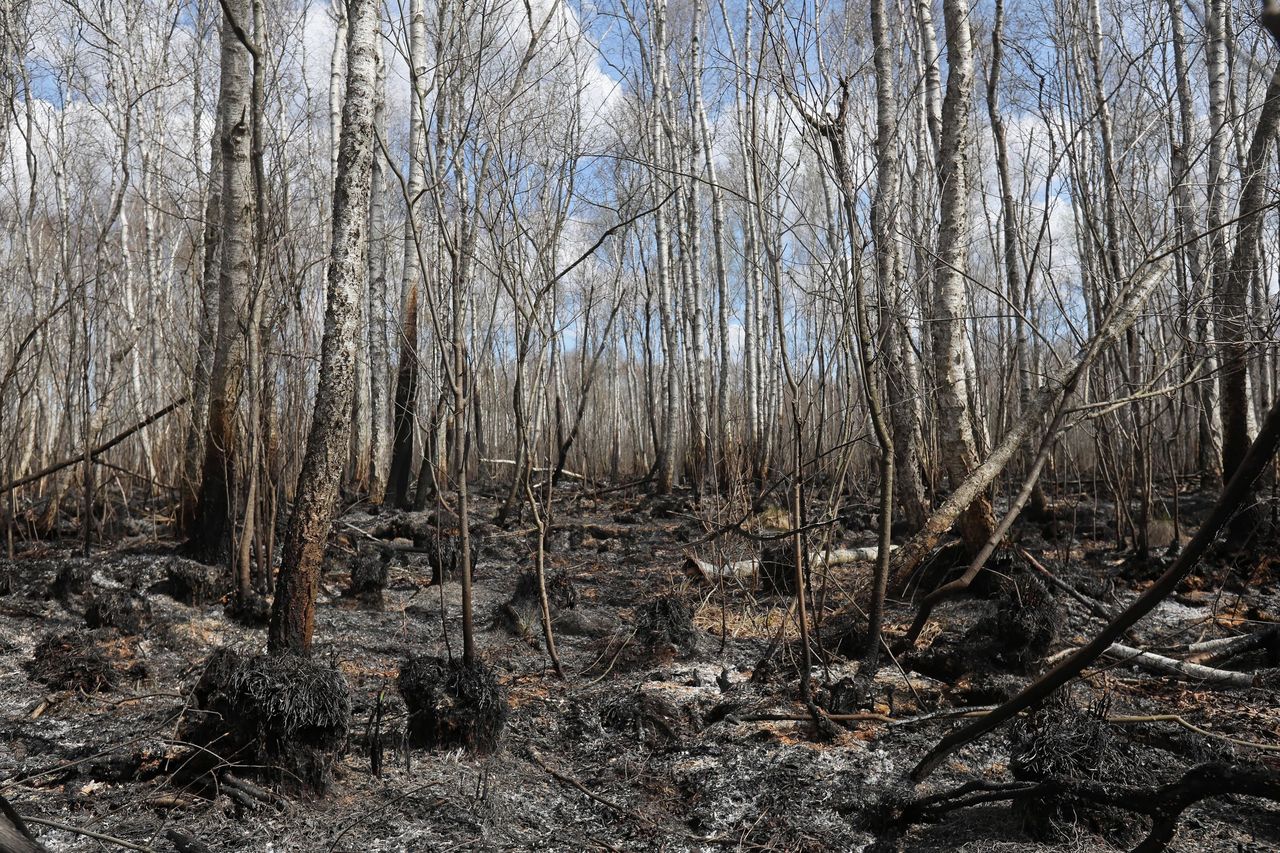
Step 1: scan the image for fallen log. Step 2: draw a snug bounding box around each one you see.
[1187,628,1278,665]
[684,546,895,585]
[1102,643,1257,688]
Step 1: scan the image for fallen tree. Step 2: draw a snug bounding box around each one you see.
[910,380,1280,781]
[887,257,1170,593]
[880,762,1280,853]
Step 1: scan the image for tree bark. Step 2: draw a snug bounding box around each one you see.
[270,0,378,656]
[190,0,254,561]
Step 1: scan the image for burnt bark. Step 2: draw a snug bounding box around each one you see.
[269,0,379,656]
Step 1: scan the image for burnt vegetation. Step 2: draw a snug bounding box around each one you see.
[5,0,1280,848]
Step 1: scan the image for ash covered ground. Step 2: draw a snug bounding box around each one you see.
[1,488,1278,852]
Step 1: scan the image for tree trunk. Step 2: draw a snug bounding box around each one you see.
[385,0,426,509]
[367,36,390,501]
[931,0,995,554]
[190,0,254,561]
[1217,63,1280,540]
[270,0,378,656]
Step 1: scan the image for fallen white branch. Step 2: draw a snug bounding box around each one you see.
[1104,643,1256,688]
[480,458,585,480]
[685,546,896,584]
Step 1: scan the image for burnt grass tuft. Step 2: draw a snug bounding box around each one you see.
[185,648,351,796]
[494,570,577,640]
[164,557,230,606]
[84,590,152,634]
[397,655,507,754]
[1008,688,1135,840]
[26,630,141,693]
[345,546,390,608]
[635,594,700,660]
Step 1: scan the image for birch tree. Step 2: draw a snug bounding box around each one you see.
[189,0,254,561]
[270,0,379,656]
[930,0,996,553]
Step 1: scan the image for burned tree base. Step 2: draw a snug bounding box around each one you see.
[397,655,507,754]
[183,649,351,797]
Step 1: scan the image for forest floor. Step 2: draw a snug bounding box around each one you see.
[1,485,1278,852]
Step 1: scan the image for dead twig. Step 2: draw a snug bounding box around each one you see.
[21,816,156,852]
[528,749,655,830]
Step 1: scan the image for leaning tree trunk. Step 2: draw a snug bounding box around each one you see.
[889,258,1171,592]
[930,0,995,554]
[189,0,253,561]
[269,0,378,656]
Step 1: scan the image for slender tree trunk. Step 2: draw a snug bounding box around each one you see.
[367,36,390,501]
[1167,0,1222,491]
[181,107,223,533]
[190,0,254,561]
[1218,64,1280,540]
[270,0,378,656]
[931,0,995,554]
[386,0,426,509]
